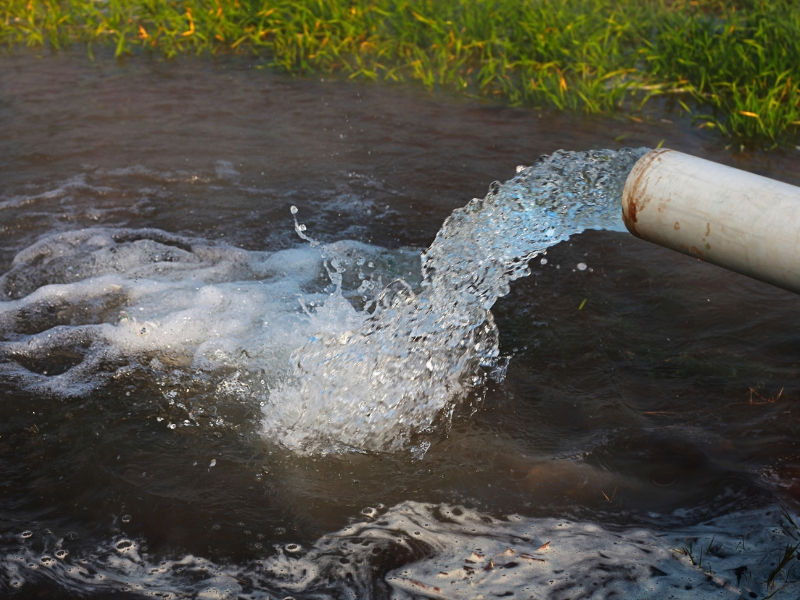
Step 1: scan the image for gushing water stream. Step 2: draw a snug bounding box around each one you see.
[0,149,646,457]
[263,148,647,454]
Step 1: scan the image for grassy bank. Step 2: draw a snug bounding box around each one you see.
[2,0,799,147]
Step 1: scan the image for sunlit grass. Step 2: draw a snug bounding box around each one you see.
[1,0,799,147]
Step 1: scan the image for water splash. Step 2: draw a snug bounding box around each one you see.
[0,228,418,403]
[0,149,647,453]
[262,148,648,454]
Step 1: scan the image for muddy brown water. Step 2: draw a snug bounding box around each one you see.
[2,51,800,597]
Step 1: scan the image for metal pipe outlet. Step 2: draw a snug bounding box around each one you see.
[621,148,800,294]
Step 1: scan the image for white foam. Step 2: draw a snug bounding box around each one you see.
[0,227,419,403]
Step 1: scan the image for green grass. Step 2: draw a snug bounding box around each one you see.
[2,0,800,148]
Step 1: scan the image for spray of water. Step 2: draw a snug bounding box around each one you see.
[0,149,647,454]
[262,148,648,454]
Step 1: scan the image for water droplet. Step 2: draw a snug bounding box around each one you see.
[540,258,548,265]
[209,459,216,467]
[122,515,132,523]
[20,531,32,539]
[290,205,298,214]
[577,262,587,271]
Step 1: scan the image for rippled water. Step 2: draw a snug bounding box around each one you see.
[3,52,800,599]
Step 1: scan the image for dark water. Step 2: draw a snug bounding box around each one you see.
[2,51,800,598]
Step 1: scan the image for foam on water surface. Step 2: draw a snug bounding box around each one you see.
[4,500,799,599]
[0,226,420,404]
[1,148,646,456]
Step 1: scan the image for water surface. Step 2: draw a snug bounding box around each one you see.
[2,52,800,598]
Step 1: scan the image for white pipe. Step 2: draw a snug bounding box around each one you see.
[621,148,800,294]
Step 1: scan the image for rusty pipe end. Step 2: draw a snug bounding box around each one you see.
[621,148,675,240]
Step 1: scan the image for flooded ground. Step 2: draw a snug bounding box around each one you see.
[2,51,800,598]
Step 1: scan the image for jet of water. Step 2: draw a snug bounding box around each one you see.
[262,148,649,454]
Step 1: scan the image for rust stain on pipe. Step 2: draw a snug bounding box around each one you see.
[621,148,673,238]
[680,243,706,260]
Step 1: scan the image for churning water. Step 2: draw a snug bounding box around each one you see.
[0,149,645,457]
[4,53,800,599]
[264,149,646,455]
